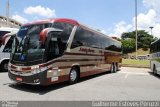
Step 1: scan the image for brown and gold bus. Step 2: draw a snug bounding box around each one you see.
[8,18,122,85]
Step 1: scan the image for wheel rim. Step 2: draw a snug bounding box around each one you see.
[114,65,117,72]
[4,63,8,70]
[111,65,113,72]
[116,64,118,71]
[70,69,77,81]
[111,64,115,72]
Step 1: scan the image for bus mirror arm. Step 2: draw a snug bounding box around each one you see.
[40,28,63,45]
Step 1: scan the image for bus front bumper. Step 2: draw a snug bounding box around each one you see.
[8,70,47,85]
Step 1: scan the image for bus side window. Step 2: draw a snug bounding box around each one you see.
[71,27,84,49]
[50,42,59,54]
[46,32,61,61]
[3,36,14,53]
[53,22,74,52]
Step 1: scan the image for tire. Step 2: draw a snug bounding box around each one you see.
[153,65,157,75]
[111,63,116,73]
[115,63,118,73]
[69,67,78,84]
[116,63,119,72]
[1,61,9,72]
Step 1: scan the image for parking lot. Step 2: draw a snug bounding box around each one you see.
[0,67,160,101]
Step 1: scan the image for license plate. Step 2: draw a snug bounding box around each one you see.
[16,77,22,81]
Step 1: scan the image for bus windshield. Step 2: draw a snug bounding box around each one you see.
[11,22,73,66]
[11,23,51,65]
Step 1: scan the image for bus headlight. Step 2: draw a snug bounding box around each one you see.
[31,65,41,74]
[32,69,40,74]
[31,65,39,69]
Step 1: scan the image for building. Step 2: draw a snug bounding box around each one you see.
[0,15,21,28]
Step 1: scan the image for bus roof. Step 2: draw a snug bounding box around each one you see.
[23,18,80,26]
[22,18,121,44]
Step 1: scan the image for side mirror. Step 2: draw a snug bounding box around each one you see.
[40,28,63,45]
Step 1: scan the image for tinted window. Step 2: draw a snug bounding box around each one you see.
[53,22,74,42]
[89,32,101,48]
[3,36,14,52]
[71,27,84,48]
[45,22,74,61]
[17,23,51,38]
[71,27,101,49]
[71,27,122,52]
[45,32,61,61]
[107,40,120,52]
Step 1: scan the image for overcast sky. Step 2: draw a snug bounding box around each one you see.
[0,0,160,38]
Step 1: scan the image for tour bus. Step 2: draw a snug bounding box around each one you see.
[0,28,18,72]
[8,18,122,85]
[150,39,160,75]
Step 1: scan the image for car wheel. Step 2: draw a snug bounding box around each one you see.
[1,61,8,72]
[153,65,157,75]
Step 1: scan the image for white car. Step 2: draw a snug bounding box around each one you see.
[0,28,18,72]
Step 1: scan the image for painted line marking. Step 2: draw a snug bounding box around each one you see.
[118,71,150,76]
[124,74,129,79]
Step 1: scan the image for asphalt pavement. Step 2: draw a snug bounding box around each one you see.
[0,67,160,101]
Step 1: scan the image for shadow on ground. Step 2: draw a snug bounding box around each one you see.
[8,71,112,95]
[148,72,160,79]
[0,70,7,73]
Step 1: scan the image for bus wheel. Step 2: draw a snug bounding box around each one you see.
[111,63,116,73]
[1,61,8,72]
[69,67,78,84]
[115,63,118,72]
[153,65,157,75]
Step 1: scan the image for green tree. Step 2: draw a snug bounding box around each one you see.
[122,38,135,53]
[121,30,157,53]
